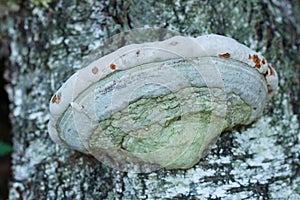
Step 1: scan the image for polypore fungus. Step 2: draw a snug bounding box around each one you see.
[48,34,278,172]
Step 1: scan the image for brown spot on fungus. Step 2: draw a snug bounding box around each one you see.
[169,41,178,46]
[268,65,275,76]
[110,63,116,70]
[248,54,252,59]
[52,93,61,104]
[92,67,98,74]
[252,54,261,68]
[218,53,231,59]
[262,58,266,65]
[136,50,140,57]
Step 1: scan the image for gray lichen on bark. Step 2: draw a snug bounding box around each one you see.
[3,0,299,199]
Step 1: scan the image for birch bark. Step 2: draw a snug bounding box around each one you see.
[4,0,299,199]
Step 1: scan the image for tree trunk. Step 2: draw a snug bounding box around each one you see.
[4,0,299,199]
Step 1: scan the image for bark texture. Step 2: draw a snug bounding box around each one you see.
[3,0,299,199]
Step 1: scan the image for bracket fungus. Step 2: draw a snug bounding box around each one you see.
[48,34,278,172]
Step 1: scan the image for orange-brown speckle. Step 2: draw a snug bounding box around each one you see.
[52,93,61,104]
[110,63,116,70]
[268,64,275,76]
[92,67,98,74]
[169,41,178,46]
[262,58,266,65]
[252,54,261,68]
[218,53,231,59]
